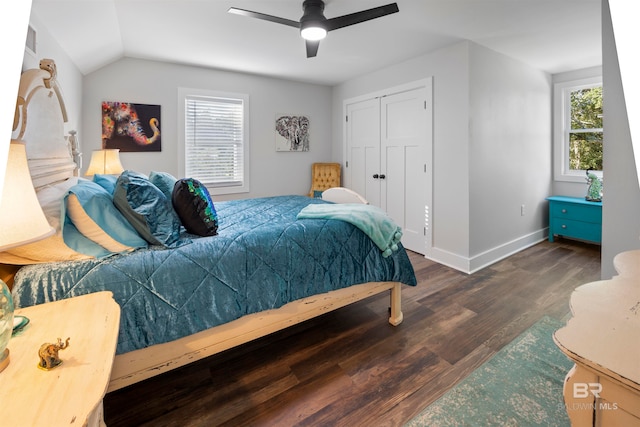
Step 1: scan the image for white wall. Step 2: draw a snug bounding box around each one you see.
[601,0,640,278]
[82,58,333,200]
[333,40,553,272]
[332,41,471,266]
[468,43,552,267]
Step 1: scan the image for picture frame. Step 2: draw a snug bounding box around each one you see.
[275,114,309,152]
[102,102,161,152]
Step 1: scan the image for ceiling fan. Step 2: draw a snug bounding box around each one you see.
[228,0,399,58]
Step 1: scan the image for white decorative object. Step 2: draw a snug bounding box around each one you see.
[67,130,82,175]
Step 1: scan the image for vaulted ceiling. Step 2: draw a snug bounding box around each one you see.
[30,0,602,85]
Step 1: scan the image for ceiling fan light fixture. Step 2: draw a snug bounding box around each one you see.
[228,0,399,57]
[300,0,327,41]
[300,23,327,41]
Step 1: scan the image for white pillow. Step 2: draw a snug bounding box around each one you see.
[62,179,147,257]
[321,187,369,204]
[66,194,133,253]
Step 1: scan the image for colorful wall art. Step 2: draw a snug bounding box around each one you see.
[102,102,161,152]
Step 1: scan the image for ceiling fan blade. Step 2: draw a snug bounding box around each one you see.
[306,40,320,58]
[228,7,300,28]
[325,3,399,32]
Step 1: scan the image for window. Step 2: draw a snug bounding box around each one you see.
[179,88,250,195]
[554,76,603,182]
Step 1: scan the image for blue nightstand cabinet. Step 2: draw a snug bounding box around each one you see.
[547,196,602,244]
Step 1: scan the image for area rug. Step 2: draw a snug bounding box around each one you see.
[405,316,572,427]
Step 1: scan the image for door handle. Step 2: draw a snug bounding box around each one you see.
[373,174,379,179]
[379,174,386,179]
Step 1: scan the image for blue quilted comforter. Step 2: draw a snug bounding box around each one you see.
[12,196,417,355]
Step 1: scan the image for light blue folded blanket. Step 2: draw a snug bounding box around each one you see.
[297,203,403,257]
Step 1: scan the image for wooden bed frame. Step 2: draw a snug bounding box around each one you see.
[110,281,402,391]
[8,60,405,392]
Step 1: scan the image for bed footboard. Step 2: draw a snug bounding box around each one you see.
[108,281,404,392]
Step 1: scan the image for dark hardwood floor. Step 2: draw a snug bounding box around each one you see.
[103,239,601,426]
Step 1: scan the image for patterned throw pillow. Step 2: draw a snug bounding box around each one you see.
[172,178,218,237]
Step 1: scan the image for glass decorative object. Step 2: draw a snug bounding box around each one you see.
[0,279,14,372]
[585,170,603,202]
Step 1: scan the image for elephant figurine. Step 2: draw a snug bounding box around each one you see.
[38,337,70,370]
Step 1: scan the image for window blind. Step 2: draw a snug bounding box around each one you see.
[185,95,244,187]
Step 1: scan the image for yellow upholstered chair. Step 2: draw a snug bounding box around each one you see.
[308,162,341,197]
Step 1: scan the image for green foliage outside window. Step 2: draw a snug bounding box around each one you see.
[569,86,603,171]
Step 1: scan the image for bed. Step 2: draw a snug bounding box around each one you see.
[3,60,417,392]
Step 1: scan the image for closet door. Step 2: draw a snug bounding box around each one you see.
[380,87,431,254]
[345,98,381,207]
[345,79,433,255]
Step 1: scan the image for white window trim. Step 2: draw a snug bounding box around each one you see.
[178,87,250,195]
[553,76,603,183]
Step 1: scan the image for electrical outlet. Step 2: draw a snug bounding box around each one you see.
[521,204,525,216]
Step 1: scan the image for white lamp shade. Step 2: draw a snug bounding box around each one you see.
[0,141,55,251]
[85,149,124,176]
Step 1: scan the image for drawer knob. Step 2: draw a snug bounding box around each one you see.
[561,224,567,229]
[561,209,567,213]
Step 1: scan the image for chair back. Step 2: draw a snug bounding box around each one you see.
[308,162,341,197]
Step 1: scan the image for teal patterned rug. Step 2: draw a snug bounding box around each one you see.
[405,316,572,427]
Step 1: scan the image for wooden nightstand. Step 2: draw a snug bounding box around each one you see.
[554,250,640,426]
[0,291,120,427]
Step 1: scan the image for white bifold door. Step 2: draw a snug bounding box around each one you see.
[345,79,433,254]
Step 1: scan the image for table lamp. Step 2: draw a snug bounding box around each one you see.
[0,140,55,373]
[85,149,124,176]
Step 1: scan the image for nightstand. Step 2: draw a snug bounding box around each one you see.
[554,250,640,426]
[547,196,602,244]
[0,291,120,427]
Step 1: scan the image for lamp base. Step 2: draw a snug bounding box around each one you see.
[0,348,9,373]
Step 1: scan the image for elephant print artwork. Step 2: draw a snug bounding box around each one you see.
[102,102,161,152]
[275,115,310,152]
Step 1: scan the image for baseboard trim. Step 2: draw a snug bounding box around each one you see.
[425,228,549,274]
[468,228,548,273]
[425,248,471,273]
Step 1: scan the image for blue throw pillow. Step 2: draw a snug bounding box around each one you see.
[113,170,183,247]
[92,174,118,194]
[172,178,218,236]
[63,179,148,257]
[149,171,178,200]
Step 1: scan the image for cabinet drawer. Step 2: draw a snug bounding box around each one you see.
[550,202,602,223]
[551,218,602,242]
